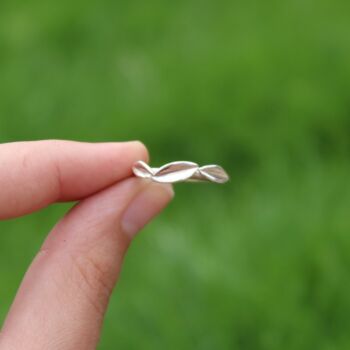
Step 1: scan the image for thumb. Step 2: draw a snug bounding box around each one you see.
[0,178,174,350]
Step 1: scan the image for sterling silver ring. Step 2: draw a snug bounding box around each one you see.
[132,160,229,184]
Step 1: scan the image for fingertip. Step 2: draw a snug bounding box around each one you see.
[121,181,174,238]
[126,140,149,163]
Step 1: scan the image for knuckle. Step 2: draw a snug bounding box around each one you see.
[70,251,114,316]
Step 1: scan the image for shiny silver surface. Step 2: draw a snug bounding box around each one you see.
[132,160,229,184]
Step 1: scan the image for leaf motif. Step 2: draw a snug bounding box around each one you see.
[153,161,198,183]
[199,165,229,183]
[133,160,229,184]
[132,160,154,179]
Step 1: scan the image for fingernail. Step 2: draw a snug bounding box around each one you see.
[121,183,174,238]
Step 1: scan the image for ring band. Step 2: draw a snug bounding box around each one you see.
[132,160,229,184]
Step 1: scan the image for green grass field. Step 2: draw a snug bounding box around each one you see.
[1,0,350,349]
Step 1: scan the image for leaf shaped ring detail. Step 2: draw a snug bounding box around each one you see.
[132,160,229,184]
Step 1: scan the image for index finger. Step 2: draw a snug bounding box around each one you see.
[0,140,148,219]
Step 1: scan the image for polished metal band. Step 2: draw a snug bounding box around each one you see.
[133,160,229,184]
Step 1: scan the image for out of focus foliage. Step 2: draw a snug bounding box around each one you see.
[1,0,350,349]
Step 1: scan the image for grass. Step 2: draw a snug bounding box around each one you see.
[1,0,350,348]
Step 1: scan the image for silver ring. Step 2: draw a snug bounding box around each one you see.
[132,160,229,184]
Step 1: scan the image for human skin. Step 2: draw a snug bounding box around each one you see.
[0,140,174,350]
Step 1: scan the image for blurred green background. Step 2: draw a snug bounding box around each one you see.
[1,0,350,348]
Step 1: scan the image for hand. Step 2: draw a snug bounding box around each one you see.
[0,140,174,350]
